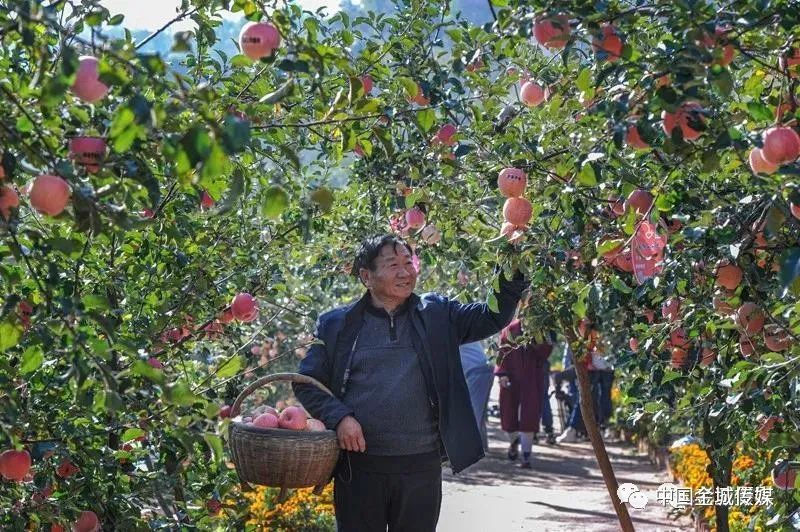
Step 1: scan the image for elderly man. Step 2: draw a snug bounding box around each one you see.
[294,234,526,532]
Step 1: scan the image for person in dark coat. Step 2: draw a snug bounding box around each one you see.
[293,234,526,532]
[495,319,553,468]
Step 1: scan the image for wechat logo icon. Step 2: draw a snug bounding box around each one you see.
[617,482,648,510]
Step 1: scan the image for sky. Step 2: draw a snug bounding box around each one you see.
[99,0,342,30]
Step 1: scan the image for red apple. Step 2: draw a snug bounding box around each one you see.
[72,56,109,103]
[360,75,374,94]
[739,334,756,357]
[670,328,690,348]
[761,126,800,166]
[592,24,623,62]
[253,413,279,429]
[433,123,457,146]
[0,449,31,481]
[626,125,649,149]
[73,510,100,532]
[520,81,545,107]
[661,298,680,322]
[29,175,70,216]
[200,190,215,209]
[503,197,533,226]
[748,148,779,175]
[532,14,570,49]
[0,185,19,220]
[219,307,235,324]
[56,459,79,479]
[779,47,800,77]
[231,293,259,322]
[736,302,765,335]
[306,419,326,432]
[624,189,653,217]
[772,460,798,490]
[206,498,223,515]
[69,137,106,173]
[278,406,308,430]
[219,405,232,419]
[147,357,163,369]
[497,167,528,198]
[405,207,426,229]
[764,324,790,352]
[238,22,281,60]
[662,102,705,141]
[700,348,716,367]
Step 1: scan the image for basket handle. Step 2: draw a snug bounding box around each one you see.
[230,372,334,417]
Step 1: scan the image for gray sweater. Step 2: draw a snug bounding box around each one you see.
[341,305,440,455]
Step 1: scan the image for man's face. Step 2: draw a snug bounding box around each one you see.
[360,244,417,302]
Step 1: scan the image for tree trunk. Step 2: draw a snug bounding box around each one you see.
[710,451,731,532]
[574,359,636,532]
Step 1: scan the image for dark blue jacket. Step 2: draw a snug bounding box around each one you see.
[293,270,526,473]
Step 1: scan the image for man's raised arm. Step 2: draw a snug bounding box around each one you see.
[449,267,527,344]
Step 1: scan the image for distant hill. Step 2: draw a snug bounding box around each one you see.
[124,0,494,56]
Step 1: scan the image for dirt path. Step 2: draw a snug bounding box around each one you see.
[439,388,694,531]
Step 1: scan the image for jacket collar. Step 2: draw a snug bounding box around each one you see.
[344,291,421,323]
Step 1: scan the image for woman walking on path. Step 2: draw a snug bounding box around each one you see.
[495,319,554,468]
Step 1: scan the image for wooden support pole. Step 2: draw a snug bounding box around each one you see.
[574,358,636,532]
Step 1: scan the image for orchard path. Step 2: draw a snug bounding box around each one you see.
[439,383,694,532]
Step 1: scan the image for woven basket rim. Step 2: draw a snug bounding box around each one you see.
[230,422,337,436]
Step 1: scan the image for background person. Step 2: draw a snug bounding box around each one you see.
[495,319,554,468]
[459,341,494,452]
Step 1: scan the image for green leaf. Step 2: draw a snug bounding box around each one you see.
[16,115,33,133]
[0,321,22,352]
[398,77,418,100]
[575,68,591,92]
[258,78,295,104]
[416,109,436,132]
[221,115,251,154]
[746,102,773,122]
[487,292,499,313]
[262,185,290,219]
[578,163,597,186]
[122,428,146,443]
[216,166,245,214]
[204,433,224,464]
[131,360,166,385]
[644,401,663,413]
[661,370,682,385]
[164,382,198,407]
[571,288,587,318]
[610,275,632,294]
[109,107,137,153]
[216,355,243,379]
[20,347,44,374]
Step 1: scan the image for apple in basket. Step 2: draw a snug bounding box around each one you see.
[278,406,308,430]
[253,405,279,417]
[306,419,326,432]
[253,413,280,429]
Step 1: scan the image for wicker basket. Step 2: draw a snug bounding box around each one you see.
[228,373,340,499]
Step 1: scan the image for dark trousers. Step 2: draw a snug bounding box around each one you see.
[334,452,442,532]
[541,365,553,433]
